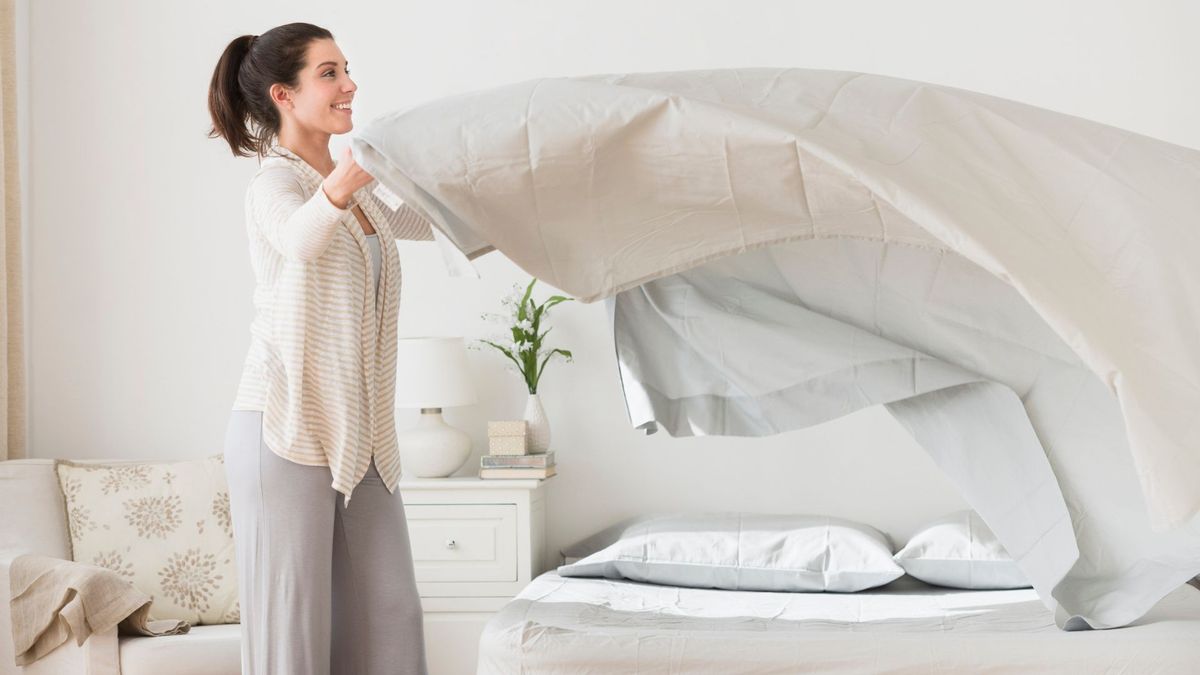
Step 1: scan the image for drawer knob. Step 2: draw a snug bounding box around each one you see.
[445,538,457,549]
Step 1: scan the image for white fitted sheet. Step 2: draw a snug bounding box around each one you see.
[478,573,1200,674]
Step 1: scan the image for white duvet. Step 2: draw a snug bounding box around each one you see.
[351,68,1200,629]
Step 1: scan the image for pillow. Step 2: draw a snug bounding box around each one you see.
[894,510,1030,589]
[556,513,903,592]
[56,456,239,624]
[559,516,640,565]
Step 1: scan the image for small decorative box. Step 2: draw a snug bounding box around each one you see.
[488,420,528,436]
[487,420,528,456]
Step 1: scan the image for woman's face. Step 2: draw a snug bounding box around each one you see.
[276,38,357,135]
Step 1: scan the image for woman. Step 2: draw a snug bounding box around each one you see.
[207,22,434,675]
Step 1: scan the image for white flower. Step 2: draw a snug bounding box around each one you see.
[500,290,522,308]
[502,284,524,306]
[516,319,533,332]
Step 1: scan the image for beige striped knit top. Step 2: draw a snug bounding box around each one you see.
[232,144,434,505]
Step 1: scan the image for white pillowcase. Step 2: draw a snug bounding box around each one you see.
[556,513,903,592]
[894,510,1030,589]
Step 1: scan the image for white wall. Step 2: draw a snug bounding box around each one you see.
[22,0,1200,558]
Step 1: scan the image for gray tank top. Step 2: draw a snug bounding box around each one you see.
[365,234,381,296]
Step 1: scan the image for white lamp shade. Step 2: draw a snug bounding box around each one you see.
[393,337,478,408]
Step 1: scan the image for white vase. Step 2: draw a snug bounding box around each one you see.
[523,393,551,454]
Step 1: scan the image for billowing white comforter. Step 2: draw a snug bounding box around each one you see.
[351,68,1200,629]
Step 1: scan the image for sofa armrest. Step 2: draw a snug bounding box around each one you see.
[0,552,121,675]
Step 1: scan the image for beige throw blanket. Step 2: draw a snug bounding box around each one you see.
[9,554,189,666]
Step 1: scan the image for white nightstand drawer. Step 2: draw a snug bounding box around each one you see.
[406,504,517,582]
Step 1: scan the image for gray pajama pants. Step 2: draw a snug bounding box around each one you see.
[222,410,428,675]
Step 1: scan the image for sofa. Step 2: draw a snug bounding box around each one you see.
[0,458,241,675]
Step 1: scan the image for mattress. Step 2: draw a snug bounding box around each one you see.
[477,573,1200,674]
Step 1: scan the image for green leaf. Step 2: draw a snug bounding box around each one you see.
[517,278,537,322]
[534,348,572,391]
[480,339,527,377]
[536,296,571,325]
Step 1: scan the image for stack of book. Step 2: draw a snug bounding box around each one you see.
[479,420,557,479]
[479,452,557,479]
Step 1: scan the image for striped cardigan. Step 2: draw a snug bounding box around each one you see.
[232,144,434,505]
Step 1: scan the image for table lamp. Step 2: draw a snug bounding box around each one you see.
[394,337,478,478]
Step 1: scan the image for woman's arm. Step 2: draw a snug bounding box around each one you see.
[247,165,349,262]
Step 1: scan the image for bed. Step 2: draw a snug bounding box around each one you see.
[478,573,1200,674]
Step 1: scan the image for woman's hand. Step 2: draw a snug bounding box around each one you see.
[322,147,374,209]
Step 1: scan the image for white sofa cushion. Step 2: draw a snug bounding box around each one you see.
[56,455,239,625]
[557,513,903,592]
[119,624,241,675]
[894,510,1030,589]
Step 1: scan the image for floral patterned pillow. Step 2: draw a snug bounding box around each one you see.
[55,455,239,625]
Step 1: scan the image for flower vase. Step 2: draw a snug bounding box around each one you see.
[523,393,551,454]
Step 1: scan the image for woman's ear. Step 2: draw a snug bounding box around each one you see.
[269,82,294,111]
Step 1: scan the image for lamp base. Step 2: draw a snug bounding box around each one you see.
[398,408,472,478]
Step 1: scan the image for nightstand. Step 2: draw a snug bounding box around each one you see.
[399,476,549,675]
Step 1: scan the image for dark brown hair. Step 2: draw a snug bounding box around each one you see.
[207,23,334,158]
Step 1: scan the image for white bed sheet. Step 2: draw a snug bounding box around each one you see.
[478,573,1200,674]
[352,67,1200,534]
[607,239,1200,630]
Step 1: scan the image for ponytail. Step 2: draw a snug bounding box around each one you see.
[207,35,257,158]
[206,23,334,158]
